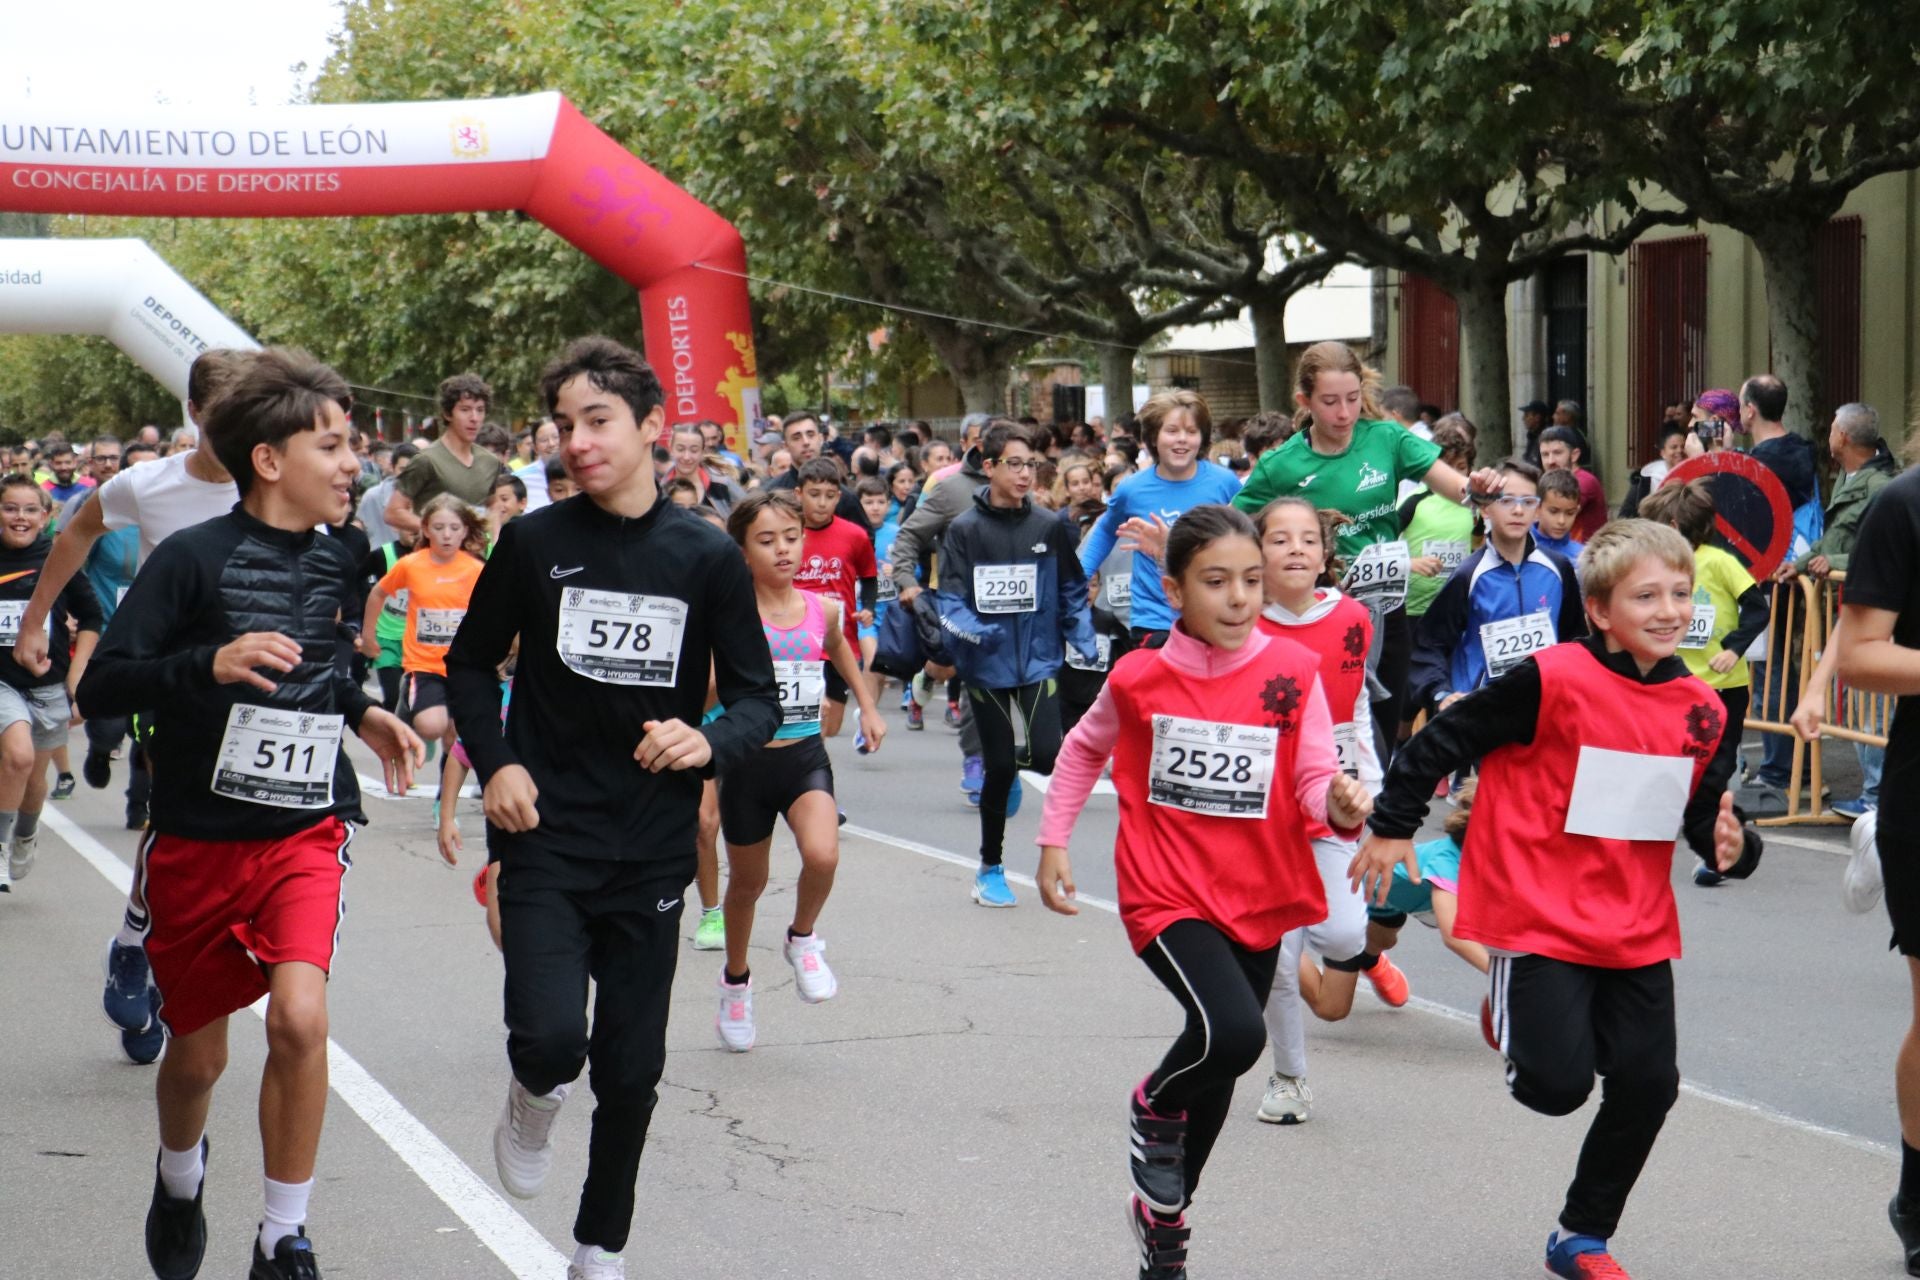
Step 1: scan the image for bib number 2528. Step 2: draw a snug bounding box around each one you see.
[1148,715,1277,819]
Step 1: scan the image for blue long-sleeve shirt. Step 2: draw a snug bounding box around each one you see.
[1077,462,1241,632]
[1408,536,1587,709]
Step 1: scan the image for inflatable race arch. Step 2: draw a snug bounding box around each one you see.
[0,237,260,405]
[0,92,760,443]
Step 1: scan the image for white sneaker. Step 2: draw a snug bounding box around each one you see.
[7,830,35,881]
[1843,808,1884,915]
[568,1247,625,1279]
[1256,1073,1311,1125]
[716,975,756,1052]
[783,934,838,1004]
[492,1078,570,1199]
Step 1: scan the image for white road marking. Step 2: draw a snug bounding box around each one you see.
[40,807,569,1278]
[1019,769,1116,797]
[1759,829,1849,856]
[845,820,1897,1160]
[357,772,481,800]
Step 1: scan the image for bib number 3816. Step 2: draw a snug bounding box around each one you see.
[1148,715,1278,819]
[557,588,687,687]
[1344,540,1409,612]
[213,703,343,809]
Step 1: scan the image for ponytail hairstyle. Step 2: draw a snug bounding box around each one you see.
[1163,503,1260,582]
[1443,777,1475,841]
[1292,341,1383,437]
[416,493,490,561]
[1254,495,1354,586]
[726,487,804,545]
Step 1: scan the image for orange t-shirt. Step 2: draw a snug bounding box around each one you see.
[377,548,484,676]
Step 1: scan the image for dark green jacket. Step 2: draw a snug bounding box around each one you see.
[1799,452,1897,573]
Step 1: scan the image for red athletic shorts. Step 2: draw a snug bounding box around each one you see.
[139,817,354,1037]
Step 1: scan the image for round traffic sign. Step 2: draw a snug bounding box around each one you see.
[1663,452,1794,580]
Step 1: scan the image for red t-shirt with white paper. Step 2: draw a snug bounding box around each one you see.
[794,517,877,650]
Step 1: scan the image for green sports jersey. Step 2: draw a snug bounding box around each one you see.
[1235,418,1444,558]
[1401,490,1478,617]
[1681,543,1755,690]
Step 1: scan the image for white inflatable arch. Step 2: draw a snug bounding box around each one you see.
[0,237,258,405]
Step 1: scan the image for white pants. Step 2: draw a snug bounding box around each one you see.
[1263,836,1370,1078]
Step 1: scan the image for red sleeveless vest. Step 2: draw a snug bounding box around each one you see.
[1106,633,1328,952]
[1457,642,1723,968]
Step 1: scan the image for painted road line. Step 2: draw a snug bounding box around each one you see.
[40,807,569,1278]
[1019,769,1117,797]
[357,772,481,800]
[846,819,1896,1159]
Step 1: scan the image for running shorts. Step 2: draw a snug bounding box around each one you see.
[140,816,354,1037]
[0,683,69,752]
[402,671,450,721]
[718,735,834,846]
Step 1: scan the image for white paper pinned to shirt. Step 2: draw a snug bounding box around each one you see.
[1564,745,1692,841]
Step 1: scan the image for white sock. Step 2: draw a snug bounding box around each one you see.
[157,1140,204,1200]
[115,914,146,948]
[573,1242,620,1268]
[260,1176,313,1254]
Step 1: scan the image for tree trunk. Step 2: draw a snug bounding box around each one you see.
[1749,218,1823,439]
[1249,297,1291,411]
[1455,279,1513,459]
[1098,343,1137,423]
[947,358,1009,416]
[918,320,1024,416]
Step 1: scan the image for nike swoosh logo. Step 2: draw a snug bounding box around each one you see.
[657,898,681,912]
[550,566,585,579]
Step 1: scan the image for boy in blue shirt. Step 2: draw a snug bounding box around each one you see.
[1534,468,1586,563]
[1076,390,1240,646]
[1409,459,1586,714]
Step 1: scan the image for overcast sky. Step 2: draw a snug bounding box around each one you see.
[0,0,343,110]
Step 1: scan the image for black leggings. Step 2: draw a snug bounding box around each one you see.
[500,847,689,1253]
[1370,606,1411,767]
[966,681,1062,865]
[1139,919,1280,1206]
[1487,954,1679,1239]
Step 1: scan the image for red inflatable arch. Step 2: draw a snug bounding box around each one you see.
[0,92,760,448]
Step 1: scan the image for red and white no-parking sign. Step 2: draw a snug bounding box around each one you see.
[1663,452,1793,580]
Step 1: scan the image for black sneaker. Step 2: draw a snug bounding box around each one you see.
[51,772,75,800]
[1891,1194,1920,1276]
[251,1227,322,1279]
[144,1137,207,1280]
[83,748,112,789]
[1128,1194,1189,1279]
[1128,1081,1188,1216]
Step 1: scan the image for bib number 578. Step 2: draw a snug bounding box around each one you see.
[587,618,653,652]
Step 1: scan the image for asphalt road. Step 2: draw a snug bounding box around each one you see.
[0,696,1908,1280]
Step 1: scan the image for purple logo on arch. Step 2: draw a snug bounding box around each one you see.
[571,164,674,245]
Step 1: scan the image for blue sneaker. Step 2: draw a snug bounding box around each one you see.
[123,1009,165,1065]
[1005,775,1023,818]
[1545,1230,1631,1278]
[104,937,154,1032]
[960,754,985,801]
[1692,860,1725,888]
[972,865,1017,908]
[1831,796,1873,820]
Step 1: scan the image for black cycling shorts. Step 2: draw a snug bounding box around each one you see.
[718,734,835,846]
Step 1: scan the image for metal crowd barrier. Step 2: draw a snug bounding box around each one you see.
[1745,572,1889,826]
